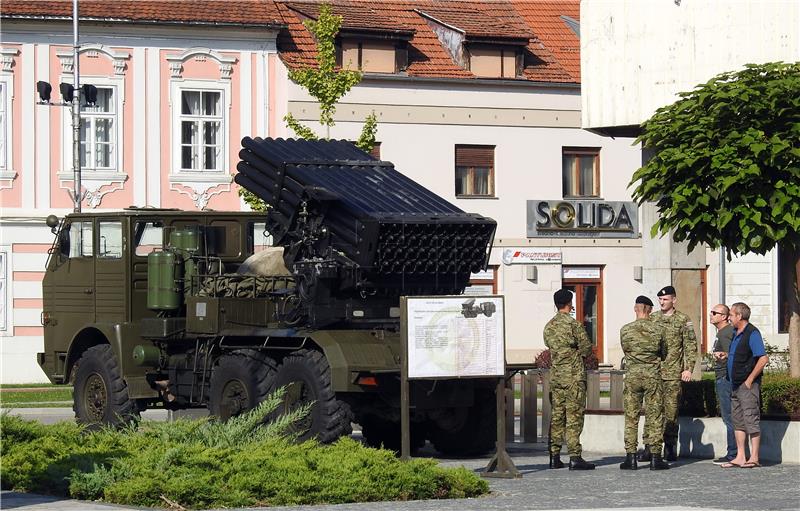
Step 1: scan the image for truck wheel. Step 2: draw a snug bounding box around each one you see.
[360,415,426,452]
[73,344,139,429]
[272,349,352,443]
[208,350,277,420]
[428,389,496,456]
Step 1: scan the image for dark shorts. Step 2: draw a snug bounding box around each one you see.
[731,381,760,435]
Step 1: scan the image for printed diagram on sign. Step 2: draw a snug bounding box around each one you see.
[461,298,496,318]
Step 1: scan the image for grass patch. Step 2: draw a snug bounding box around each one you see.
[1,388,73,407]
[2,402,73,409]
[0,383,61,389]
[1,391,488,509]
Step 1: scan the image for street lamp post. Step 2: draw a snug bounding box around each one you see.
[71,0,81,213]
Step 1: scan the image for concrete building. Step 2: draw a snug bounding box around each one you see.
[581,0,800,350]
[274,1,644,366]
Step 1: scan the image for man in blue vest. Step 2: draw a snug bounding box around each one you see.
[720,302,769,469]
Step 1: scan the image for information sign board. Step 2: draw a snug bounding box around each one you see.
[405,295,505,379]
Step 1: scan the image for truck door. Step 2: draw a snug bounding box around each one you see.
[96,220,127,323]
[43,219,96,373]
[130,219,164,321]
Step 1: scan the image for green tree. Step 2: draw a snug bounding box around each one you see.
[240,3,378,211]
[630,62,800,377]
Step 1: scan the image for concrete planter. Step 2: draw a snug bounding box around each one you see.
[580,413,799,464]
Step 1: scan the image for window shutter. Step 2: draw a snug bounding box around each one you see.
[456,145,494,167]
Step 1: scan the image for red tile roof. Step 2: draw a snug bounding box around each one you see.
[285,2,415,34]
[415,4,533,41]
[1,0,581,83]
[277,0,577,83]
[0,0,284,26]
[512,0,581,82]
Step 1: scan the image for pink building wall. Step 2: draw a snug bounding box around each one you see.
[1,31,280,383]
[1,45,23,207]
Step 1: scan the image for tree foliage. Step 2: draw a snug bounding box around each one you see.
[630,62,800,256]
[240,3,378,212]
[630,61,800,377]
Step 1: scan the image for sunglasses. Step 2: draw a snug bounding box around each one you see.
[710,311,727,316]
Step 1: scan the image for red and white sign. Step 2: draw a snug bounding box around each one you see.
[501,248,562,265]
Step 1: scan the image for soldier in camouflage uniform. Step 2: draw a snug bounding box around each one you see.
[619,295,670,470]
[645,285,698,462]
[544,288,595,470]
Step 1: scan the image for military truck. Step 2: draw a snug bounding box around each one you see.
[39,138,498,455]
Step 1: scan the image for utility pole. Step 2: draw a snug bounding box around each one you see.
[71,0,81,213]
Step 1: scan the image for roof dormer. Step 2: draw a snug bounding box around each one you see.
[336,30,413,74]
[415,6,532,79]
[287,2,414,75]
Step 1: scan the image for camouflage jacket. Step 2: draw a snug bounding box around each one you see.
[650,309,698,380]
[543,312,592,383]
[620,318,665,376]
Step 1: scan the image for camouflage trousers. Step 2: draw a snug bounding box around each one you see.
[623,372,663,453]
[549,380,586,456]
[662,379,682,444]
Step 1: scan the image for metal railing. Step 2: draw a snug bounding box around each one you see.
[505,368,625,443]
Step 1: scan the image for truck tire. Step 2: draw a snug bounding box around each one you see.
[208,349,277,420]
[272,349,352,443]
[73,344,138,429]
[360,415,426,452]
[428,389,496,456]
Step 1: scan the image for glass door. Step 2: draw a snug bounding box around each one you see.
[563,266,603,362]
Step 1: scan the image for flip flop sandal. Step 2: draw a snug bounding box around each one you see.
[741,462,761,468]
[720,462,742,468]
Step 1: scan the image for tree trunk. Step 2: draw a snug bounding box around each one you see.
[785,246,800,378]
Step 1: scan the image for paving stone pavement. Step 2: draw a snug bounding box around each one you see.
[3,441,798,511]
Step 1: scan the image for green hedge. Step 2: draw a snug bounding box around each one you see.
[1,397,488,509]
[679,373,800,418]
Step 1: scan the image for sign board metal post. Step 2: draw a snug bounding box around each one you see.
[400,296,411,461]
[482,375,521,478]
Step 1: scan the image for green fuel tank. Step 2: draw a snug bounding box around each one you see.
[147,250,179,310]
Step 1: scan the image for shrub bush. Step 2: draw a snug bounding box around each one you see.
[760,374,800,417]
[680,373,800,418]
[678,380,717,417]
[1,396,488,508]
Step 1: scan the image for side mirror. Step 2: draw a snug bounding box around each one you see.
[46,214,60,233]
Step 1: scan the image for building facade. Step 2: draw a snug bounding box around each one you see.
[1,0,645,382]
[0,1,284,382]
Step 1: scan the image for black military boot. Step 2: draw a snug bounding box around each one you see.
[549,453,564,469]
[569,456,596,470]
[664,443,677,462]
[637,445,652,462]
[650,453,670,470]
[619,453,638,470]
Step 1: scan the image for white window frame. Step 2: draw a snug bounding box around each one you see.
[80,86,117,172]
[0,74,14,178]
[59,74,126,181]
[169,79,231,180]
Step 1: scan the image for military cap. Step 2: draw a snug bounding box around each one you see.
[657,285,676,297]
[635,295,654,307]
[553,288,573,306]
